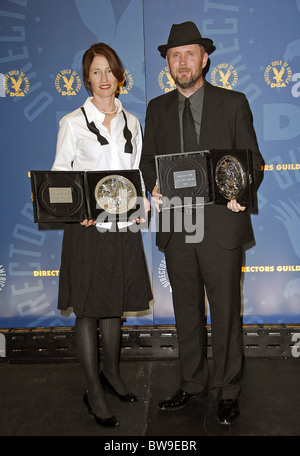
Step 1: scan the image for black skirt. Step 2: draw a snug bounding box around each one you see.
[57,223,152,318]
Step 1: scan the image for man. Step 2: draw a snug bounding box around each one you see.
[140,22,264,425]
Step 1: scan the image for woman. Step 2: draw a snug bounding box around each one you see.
[52,43,152,428]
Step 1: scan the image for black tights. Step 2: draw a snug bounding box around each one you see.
[75,316,128,418]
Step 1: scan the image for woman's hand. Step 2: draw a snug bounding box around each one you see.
[133,196,151,224]
[227,199,246,212]
[80,219,97,227]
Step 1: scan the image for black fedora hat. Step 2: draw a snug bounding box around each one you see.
[158,21,215,57]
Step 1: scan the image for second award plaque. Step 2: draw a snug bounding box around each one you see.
[155,149,254,209]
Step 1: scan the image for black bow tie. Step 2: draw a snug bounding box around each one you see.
[81,106,133,154]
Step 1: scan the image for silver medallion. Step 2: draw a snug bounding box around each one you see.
[94,174,137,214]
[215,155,246,200]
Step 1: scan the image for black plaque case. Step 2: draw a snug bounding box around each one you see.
[155,151,213,210]
[30,169,144,223]
[30,171,88,223]
[155,149,254,209]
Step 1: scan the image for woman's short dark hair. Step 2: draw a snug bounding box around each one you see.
[82,43,125,93]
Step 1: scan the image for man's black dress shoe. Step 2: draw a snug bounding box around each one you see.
[217,399,240,425]
[158,389,201,410]
[99,371,138,403]
[83,391,120,428]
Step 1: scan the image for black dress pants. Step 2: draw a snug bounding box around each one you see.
[164,227,244,400]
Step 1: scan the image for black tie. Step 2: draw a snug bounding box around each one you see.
[183,98,198,152]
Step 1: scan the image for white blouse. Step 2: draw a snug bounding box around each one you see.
[52,97,143,176]
[52,97,145,227]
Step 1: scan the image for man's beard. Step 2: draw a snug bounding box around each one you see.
[171,68,202,90]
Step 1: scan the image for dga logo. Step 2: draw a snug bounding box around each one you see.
[55,69,81,96]
[264,60,292,88]
[211,63,238,90]
[0,265,6,291]
[119,69,133,94]
[4,70,30,97]
[158,67,176,92]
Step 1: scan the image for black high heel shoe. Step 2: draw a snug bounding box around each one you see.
[83,390,120,428]
[99,372,138,403]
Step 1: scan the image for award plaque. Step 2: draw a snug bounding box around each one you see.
[30,171,88,223]
[155,151,213,209]
[155,149,254,209]
[30,169,144,223]
[85,169,144,221]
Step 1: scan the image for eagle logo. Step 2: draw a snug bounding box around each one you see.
[4,71,30,97]
[264,60,292,88]
[11,76,22,92]
[62,75,74,91]
[272,66,285,84]
[158,67,176,92]
[211,64,238,90]
[55,70,81,96]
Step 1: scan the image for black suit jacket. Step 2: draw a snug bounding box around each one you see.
[140,81,264,250]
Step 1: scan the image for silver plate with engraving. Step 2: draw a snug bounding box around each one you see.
[215,155,246,200]
[94,174,137,214]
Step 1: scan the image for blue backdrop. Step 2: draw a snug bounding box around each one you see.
[0,0,299,328]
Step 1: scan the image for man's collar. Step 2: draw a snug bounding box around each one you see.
[177,80,206,102]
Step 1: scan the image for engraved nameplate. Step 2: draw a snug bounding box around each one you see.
[173,169,197,189]
[49,187,73,204]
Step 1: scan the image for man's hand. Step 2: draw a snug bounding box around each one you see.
[152,185,163,212]
[227,199,246,212]
[142,196,151,218]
